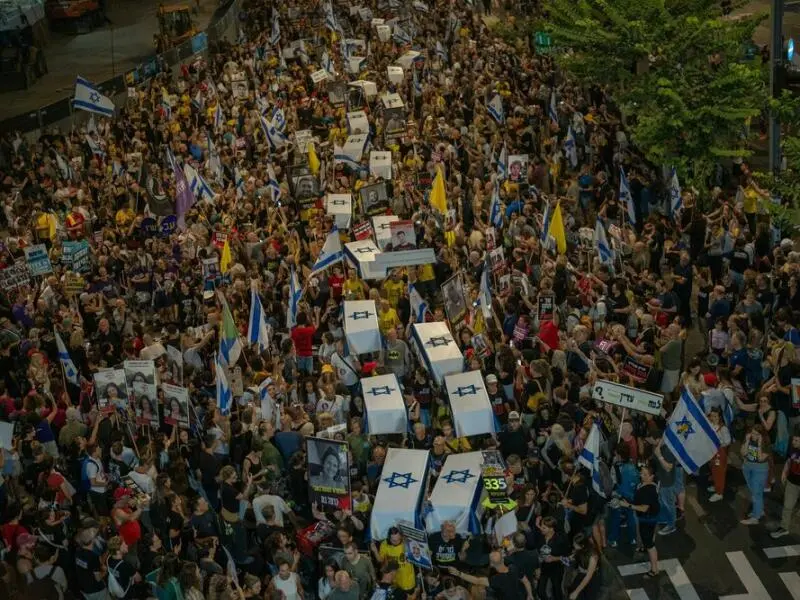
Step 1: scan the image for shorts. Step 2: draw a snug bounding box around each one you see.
[638,521,656,549]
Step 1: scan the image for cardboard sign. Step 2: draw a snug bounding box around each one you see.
[621,356,652,384]
[381,92,405,109]
[310,69,329,84]
[396,50,422,69]
[353,221,373,240]
[295,129,314,153]
[24,244,53,276]
[0,261,31,291]
[376,24,391,42]
[348,80,378,98]
[63,272,85,297]
[387,65,404,84]
[62,240,91,273]
[369,151,392,180]
[347,111,370,135]
[592,379,663,416]
[537,294,555,321]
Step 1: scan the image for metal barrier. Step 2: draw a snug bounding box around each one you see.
[1,0,241,138]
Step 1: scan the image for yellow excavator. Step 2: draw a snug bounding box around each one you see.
[156,4,195,51]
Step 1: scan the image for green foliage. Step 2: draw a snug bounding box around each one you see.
[544,0,768,190]
[754,93,800,214]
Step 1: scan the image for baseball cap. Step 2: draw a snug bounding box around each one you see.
[113,487,134,502]
[508,411,520,421]
[703,373,718,387]
[486,374,498,384]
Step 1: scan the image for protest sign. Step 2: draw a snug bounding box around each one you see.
[24,244,53,276]
[62,240,91,273]
[0,261,31,292]
[592,378,663,416]
[307,437,351,511]
[397,521,432,569]
[63,272,86,297]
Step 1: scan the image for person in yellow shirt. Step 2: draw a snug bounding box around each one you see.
[373,528,415,592]
[343,270,368,300]
[377,298,400,336]
[382,271,405,308]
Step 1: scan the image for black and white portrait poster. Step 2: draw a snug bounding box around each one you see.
[442,271,467,325]
[388,220,417,251]
[359,181,389,216]
[124,360,159,428]
[329,81,347,106]
[307,437,351,511]
[94,369,129,414]
[161,383,190,429]
[507,154,529,183]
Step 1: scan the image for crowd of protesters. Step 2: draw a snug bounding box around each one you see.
[0,0,798,599]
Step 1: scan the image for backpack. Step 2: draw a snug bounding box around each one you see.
[80,455,98,492]
[27,565,60,600]
[107,558,129,598]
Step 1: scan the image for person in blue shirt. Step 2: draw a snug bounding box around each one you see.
[727,331,748,386]
[608,443,640,548]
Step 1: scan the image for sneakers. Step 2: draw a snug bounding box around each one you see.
[608,541,618,548]
[707,486,715,492]
[709,493,723,502]
[740,517,760,525]
[658,525,677,536]
[771,527,789,539]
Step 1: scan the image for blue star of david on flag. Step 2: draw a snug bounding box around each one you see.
[384,471,418,489]
[89,92,101,103]
[453,385,480,397]
[427,336,453,347]
[368,386,395,396]
[673,416,695,441]
[441,469,475,484]
[350,311,373,320]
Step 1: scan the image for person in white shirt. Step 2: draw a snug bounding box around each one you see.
[252,483,295,528]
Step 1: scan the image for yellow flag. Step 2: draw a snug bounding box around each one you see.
[220,239,232,274]
[548,201,567,255]
[308,142,320,176]
[429,165,447,215]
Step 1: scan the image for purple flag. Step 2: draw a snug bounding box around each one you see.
[170,150,195,230]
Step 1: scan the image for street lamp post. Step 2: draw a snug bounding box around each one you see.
[770,0,784,173]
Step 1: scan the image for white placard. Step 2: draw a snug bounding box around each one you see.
[348,80,378,98]
[396,50,422,69]
[295,129,314,153]
[381,92,405,109]
[326,194,353,229]
[347,111,370,135]
[591,379,663,416]
[376,24,391,42]
[371,18,385,27]
[387,65,404,84]
[310,69,329,83]
[370,151,392,180]
[347,56,366,74]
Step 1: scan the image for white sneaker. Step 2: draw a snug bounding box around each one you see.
[740,517,759,525]
[771,528,789,539]
[709,493,723,502]
[707,486,715,492]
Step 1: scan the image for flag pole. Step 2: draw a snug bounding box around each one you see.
[617,408,627,443]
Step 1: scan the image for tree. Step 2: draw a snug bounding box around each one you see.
[544,0,767,190]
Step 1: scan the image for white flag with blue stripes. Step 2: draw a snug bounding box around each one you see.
[74,76,115,117]
[487,93,504,124]
[578,422,606,497]
[412,67,422,96]
[479,264,493,320]
[663,387,721,474]
[234,167,245,199]
[215,353,232,416]
[286,265,302,329]
[55,329,80,385]
[311,227,343,275]
[248,286,271,352]
[270,8,281,46]
[497,143,508,181]
[435,41,447,61]
[272,106,287,133]
[267,164,282,204]
[540,200,552,243]
[409,284,428,322]
[489,181,502,228]
[323,1,338,32]
[564,126,578,169]
[55,153,75,181]
[260,115,288,150]
[207,134,223,182]
[668,167,682,220]
[619,167,636,226]
[322,51,335,75]
[214,103,225,132]
[594,218,613,266]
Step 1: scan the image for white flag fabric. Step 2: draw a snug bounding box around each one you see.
[565,126,578,169]
[286,265,302,329]
[663,388,721,474]
[489,180,502,228]
[595,218,613,266]
[74,76,115,116]
[260,115,288,150]
[234,167,245,199]
[311,227,344,275]
[619,167,636,226]
[548,90,558,126]
[207,134,223,182]
[270,8,281,45]
[409,284,428,322]
[248,287,271,352]
[497,143,508,181]
[215,353,232,416]
[55,330,80,385]
[371,448,429,540]
[578,422,606,497]
[487,93,504,124]
[669,167,682,219]
[479,263,492,320]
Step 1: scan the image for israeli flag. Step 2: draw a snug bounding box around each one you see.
[479,262,492,319]
[322,51,335,75]
[412,67,422,96]
[489,181,502,228]
[112,160,125,178]
[497,143,508,181]
[55,330,79,385]
[435,41,448,62]
[286,265,302,329]
[234,167,245,199]
[340,38,351,61]
[487,93,504,124]
[409,284,428,322]
[540,200,553,243]
[270,8,281,46]
[371,448,429,539]
[311,227,344,275]
[214,103,224,132]
[87,114,98,135]
[248,287,271,352]
[595,218,613,266]
[55,153,75,181]
[663,388,721,474]
[260,115,288,151]
[668,167,682,220]
[256,95,269,116]
[73,76,115,117]
[578,422,607,497]
[271,106,287,132]
[207,134,223,182]
[267,164,282,204]
[565,126,578,169]
[394,26,412,45]
[548,90,558,126]
[85,135,105,158]
[215,353,232,416]
[619,167,636,226]
[185,164,215,202]
[323,1,338,32]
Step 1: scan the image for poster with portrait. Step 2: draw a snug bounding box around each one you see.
[490,247,506,274]
[359,181,389,216]
[507,154,529,183]
[161,383,190,429]
[290,164,319,211]
[442,272,467,325]
[231,78,249,99]
[328,81,347,106]
[388,220,417,251]
[94,369,129,413]
[166,345,183,386]
[307,437,351,511]
[398,521,432,570]
[383,107,407,141]
[124,360,159,428]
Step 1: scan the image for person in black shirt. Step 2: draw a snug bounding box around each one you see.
[498,412,528,459]
[107,536,139,599]
[536,516,569,600]
[447,550,532,600]
[506,532,539,581]
[74,528,107,599]
[428,522,469,568]
[619,464,660,578]
[375,561,408,600]
[562,470,590,539]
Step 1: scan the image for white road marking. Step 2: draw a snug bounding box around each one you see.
[719,552,771,600]
[763,545,800,559]
[779,573,800,600]
[617,559,701,600]
[627,589,650,600]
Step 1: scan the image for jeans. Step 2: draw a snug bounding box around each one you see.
[608,506,637,544]
[658,484,678,528]
[743,461,769,518]
[298,355,314,375]
[781,480,800,530]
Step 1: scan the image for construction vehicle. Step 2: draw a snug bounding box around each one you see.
[0,25,47,91]
[46,0,103,34]
[157,4,195,50]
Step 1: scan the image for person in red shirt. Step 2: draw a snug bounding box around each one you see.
[111,487,143,548]
[537,311,561,352]
[291,309,320,375]
[328,265,345,301]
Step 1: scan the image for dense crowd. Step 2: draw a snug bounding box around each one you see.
[0,0,799,600]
